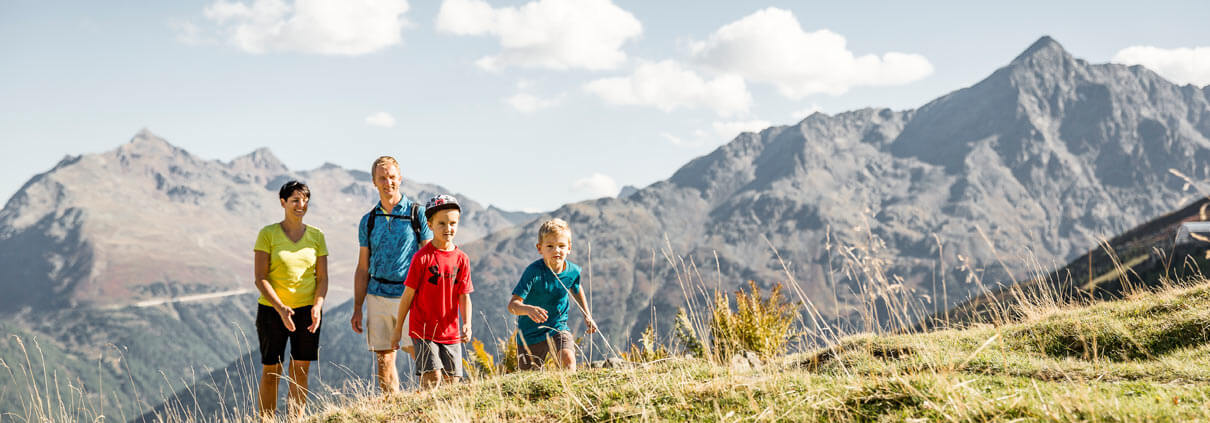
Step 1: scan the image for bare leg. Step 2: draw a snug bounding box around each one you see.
[259,364,282,419]
[419,370,441,390]
[287,360,311,418]
[558,348,576,372]
[374,350,399,394]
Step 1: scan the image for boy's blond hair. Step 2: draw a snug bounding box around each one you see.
[537,218,571,243]
[371,156,399,178]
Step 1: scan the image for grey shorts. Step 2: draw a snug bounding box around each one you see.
[518,330,574,370]
[412,338,463,377]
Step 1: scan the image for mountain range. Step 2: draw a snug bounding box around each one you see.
[3,36,1210,420]
[0,134,536,418]
[462,36,1210,344]
[0,131,534,312]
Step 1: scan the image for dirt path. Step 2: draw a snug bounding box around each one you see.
[104,286,352,309]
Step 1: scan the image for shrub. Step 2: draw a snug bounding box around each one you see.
[624,324,669,363]
[496,330,520,374]
[468,338,497,377]
[709,281,797,360]
[673,308,704,358]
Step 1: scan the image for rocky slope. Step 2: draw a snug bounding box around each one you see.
[0,130,535,312]
[463,36,1210,345]
[0,133,537,418]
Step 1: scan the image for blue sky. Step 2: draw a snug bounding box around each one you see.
[2,0,1208,212]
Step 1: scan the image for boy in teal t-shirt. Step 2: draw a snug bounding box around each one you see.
[508,218,598,371]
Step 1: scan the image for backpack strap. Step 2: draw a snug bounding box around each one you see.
[409,202,423,243]
[365,205,379,262]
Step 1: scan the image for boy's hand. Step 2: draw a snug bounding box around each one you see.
[275,305,296,332]
[525,305,548,323]
[585,317,598,334]
[460,323,472,343]
[350,309,363,334]
[388,333,401,351]
[308,306,322,333]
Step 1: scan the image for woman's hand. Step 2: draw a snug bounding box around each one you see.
[276,305,296,332]
[307,306,322,333]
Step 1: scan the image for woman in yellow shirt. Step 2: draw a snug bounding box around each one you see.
[253,180,328,419]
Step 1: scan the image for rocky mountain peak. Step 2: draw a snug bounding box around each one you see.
[122,129,180,157]
[230,147,287,173]
[1009,36,1074,68]
[1001,35,1082,95]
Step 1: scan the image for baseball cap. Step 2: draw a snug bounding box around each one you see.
[424,194,461,219]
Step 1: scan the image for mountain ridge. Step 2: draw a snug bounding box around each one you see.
[463,36,1210,345]
[0,131,540,312]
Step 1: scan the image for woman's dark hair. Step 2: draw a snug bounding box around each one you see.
[279,180,311,201]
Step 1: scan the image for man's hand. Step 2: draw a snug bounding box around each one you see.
[276,305,296,332]
[524,305,548,323]
[389,333,401,351]
[585,317,598,334]
[350,309,363,334]
[308,306,322,333]
[460,323,472,343]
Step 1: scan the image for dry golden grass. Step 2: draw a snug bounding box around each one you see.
[9,219,1210,422]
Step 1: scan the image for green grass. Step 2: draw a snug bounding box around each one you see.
[308,280,1210,422]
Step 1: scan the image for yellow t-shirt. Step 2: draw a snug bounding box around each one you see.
[254,223,328,309]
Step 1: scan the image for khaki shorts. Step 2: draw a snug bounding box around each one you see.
[365,294,411,351]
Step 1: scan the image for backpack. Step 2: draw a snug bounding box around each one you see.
[365,201,423,262]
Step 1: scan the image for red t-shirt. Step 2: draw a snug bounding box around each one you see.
[403,243,473,343]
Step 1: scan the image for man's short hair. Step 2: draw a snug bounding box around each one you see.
[538,218,571,243]
[371,156,400,179]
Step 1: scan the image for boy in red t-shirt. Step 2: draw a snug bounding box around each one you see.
[389,194,473,389]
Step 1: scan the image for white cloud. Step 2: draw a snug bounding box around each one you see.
[198,0,410,55]
[690,8,932,99]
[584,60,752,117]
[1112,46,1210,86]
[712,120,770,140]
[506,92,560,113]
[571,173,620,198]
[435,0,642,71]
[365,112,396,127]
[660,132,686,145]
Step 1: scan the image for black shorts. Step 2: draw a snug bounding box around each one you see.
[256,304,321,365]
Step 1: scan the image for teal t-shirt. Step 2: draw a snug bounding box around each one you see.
[512,259,582,346]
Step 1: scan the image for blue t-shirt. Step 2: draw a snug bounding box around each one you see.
[358,197,433,298]
[512,259,582,345]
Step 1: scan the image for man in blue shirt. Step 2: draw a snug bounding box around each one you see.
[351,156,432,393]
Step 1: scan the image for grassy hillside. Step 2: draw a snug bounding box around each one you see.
[0,285,258,421]
[308,279,1210,422]
[939,197,1210,327]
